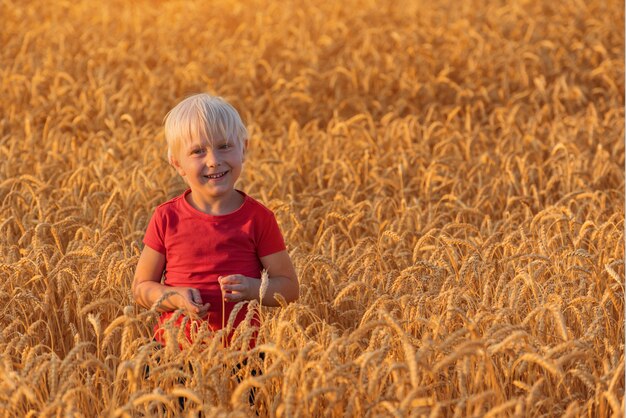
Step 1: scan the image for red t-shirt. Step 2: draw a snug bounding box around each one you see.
[143,189,286,345]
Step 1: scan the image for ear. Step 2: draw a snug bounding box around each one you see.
[169,156,186,177]
[241,138,249,162]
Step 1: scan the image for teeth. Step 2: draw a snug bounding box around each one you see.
[205,171,226,179]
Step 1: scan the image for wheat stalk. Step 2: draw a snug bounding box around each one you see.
[0,0,623,415]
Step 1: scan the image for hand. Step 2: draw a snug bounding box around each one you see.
[172,287,211,319]
[219,274,258,303]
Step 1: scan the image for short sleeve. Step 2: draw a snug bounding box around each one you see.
[256,211,286,257]
[143,209,166,254]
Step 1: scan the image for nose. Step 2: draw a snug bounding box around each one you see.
[205,148,221,167]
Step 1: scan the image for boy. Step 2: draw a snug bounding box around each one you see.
[132,93,298,346]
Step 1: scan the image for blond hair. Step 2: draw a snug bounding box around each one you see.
[164,93,248,164]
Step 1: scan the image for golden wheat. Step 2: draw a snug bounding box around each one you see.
[0,0,624,416]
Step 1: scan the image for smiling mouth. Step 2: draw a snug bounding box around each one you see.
[204,171,228,179]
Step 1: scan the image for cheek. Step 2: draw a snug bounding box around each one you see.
[189,160,204,170]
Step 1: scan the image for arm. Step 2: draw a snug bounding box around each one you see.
[132,245,211,317]
[219,250,299,307]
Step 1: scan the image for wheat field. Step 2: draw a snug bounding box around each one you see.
[1,0,624,416]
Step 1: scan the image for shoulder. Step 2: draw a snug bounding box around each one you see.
[156,191,186,210]
[242,193,276,218]
[240,193,286,252]
[151,191,187,218]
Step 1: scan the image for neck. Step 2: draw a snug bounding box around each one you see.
[186,190,243,215]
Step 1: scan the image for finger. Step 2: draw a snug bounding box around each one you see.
[189,303,201,315]
[189,289,203,305]
[219,275,243,284]
[225,284,247,293]
[224,291,244,301]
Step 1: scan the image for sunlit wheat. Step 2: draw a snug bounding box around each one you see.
[0,0,623,416]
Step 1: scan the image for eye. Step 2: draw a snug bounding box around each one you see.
[191,147,205,155]
[219,143,232,150]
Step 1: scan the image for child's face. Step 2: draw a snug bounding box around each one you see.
[172,135,246,204]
